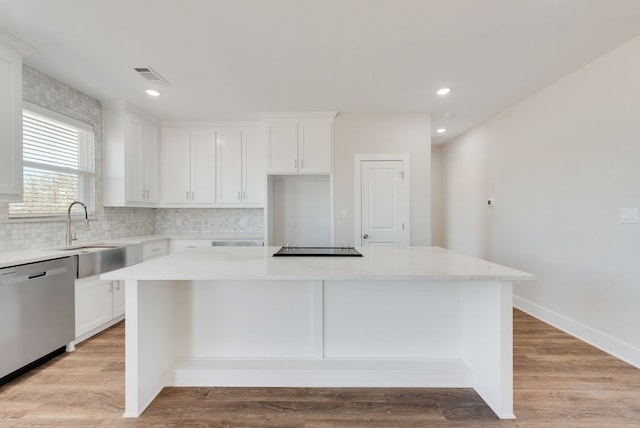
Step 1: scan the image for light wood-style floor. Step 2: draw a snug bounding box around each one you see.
[1,309,639,427]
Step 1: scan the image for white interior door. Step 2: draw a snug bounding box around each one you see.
[360,159,408,246]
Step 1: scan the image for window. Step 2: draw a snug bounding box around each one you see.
[8,103,96,218]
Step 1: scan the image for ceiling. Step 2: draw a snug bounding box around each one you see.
[1,1,640,144]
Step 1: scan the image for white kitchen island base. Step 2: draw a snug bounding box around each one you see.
[121,276,518,419]
[102,247,534,419]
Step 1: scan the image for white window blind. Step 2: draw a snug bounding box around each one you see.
[8,106,96,218]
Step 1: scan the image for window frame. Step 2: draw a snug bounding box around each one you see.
[7,102,97,220]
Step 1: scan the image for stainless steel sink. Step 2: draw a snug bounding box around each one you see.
[68,244,142,278]
[56,244,118,251]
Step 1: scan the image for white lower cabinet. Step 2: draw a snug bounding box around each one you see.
[75,275,125,343]
[169,239,213,253]
[112,279,126,318]
[142,239,170,261]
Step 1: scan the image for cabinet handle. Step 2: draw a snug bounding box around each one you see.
[243,192,247,200]
[191,191,194,200]
[109,281,114,292]
[115,281,121,291]
[237,191,241,200]
[186,191,190,200]
[300,159,304,169]
[294,159,298,169]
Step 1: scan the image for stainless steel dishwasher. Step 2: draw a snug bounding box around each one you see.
[0,256,75,384]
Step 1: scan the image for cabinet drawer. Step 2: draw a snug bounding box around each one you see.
[142,239,169,260]
[169,239,212,253]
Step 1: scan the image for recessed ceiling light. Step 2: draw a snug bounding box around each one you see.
[444,112,453,118]
[436,128,447,133]
[145,89,161,97]
[436,88,451,96]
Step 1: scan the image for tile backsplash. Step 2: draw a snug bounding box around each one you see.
[0,66,263,253]
[154,208,263,235]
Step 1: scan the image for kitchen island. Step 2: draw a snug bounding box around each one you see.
[102,246,535,419]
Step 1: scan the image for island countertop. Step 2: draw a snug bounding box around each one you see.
[102,246,535,282]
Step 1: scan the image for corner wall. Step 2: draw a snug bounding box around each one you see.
[441,36,640,366]
[333,113,431,246]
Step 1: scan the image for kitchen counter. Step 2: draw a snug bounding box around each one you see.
[103,246,533,281]
[0,233,263,268]
[105,246,534,420]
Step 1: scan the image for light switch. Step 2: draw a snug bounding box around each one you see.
[620,208,639,223]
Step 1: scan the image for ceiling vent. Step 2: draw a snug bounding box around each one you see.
[134,66,169,85]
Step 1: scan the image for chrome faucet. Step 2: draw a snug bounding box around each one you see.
[66,201,90,246]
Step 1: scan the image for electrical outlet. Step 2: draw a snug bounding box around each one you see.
[620,208,639,223]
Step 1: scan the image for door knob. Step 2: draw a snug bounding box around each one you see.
[362,234,369,239]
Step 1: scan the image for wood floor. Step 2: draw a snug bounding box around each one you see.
[1,309,639,427]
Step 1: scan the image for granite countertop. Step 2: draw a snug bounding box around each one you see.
[102,246,536,282]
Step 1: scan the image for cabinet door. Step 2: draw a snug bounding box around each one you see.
[191,129,216,204]
[267,123,298,172]
[75,277,112,338]
[143,123,160,203]
[216,128,243,204]
[299,120,332,173]
[161,129,192,204]
[125,114,145,202]
[243,127,266,204]
[0,43,22,202]
[112,280,125,318]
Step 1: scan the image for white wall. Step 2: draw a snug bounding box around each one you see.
[441,36,640,367]
[271,175,331,246]
[333,113,431,245]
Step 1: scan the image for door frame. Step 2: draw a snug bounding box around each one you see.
[354,154,411,247]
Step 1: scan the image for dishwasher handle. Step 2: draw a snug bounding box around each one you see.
[1,266,68,287]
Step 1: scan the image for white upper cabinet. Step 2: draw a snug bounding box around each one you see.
[217,126,266,205]
[298,119,333,173]
[0,42,23,202]
[103,100,160,207]
[161,127,216,206]
[266,122,298,173]
[264,113,336,174]
[190,129,217,204]
[216,127,243,203]
[243,127,267,204]
[161,128,192,205]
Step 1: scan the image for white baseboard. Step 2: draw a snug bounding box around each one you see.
[514,295,640,369]
[73,314,125,347]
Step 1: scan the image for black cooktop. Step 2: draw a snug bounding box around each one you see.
[273,246,363,257]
